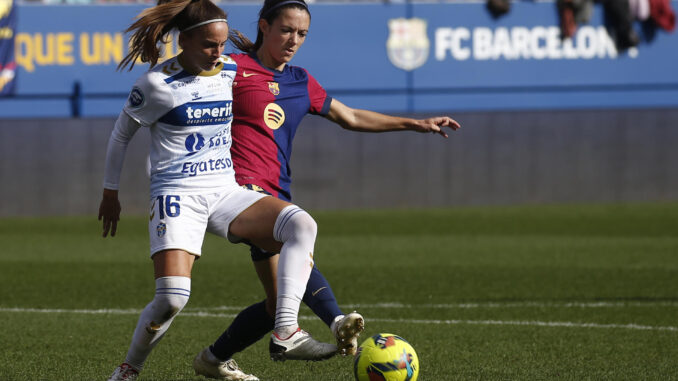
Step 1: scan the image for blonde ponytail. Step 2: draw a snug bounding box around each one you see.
[119,0,227,71]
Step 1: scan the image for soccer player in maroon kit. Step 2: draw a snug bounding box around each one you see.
[192,0,460,379]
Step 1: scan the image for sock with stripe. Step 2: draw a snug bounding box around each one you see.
[273,205,316,338]
[124,276,191,371]
[208,266,341,358]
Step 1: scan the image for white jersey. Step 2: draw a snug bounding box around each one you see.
[124,55,238,196]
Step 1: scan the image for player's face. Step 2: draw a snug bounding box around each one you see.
[260,8,310,69]
[179,21,229,73]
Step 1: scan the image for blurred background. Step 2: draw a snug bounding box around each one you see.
[0,0,676,216]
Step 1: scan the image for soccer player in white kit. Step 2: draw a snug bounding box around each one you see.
[98,1,335,380]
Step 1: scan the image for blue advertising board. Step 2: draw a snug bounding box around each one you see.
[1,1,677,117]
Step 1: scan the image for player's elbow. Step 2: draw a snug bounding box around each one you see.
[339,120,359,131]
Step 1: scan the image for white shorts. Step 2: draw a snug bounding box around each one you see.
[148,187,267,257]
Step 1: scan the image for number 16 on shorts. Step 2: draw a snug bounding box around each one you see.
[152,195,181,220]
[148,194,207,256]
[150,195,181,239]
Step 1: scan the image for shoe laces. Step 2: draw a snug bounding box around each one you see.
[224,359,240,372]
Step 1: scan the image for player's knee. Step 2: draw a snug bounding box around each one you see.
[151,276,191,323]
[291,209,317,239]
[159,293,189,318]
[274,205,317,243]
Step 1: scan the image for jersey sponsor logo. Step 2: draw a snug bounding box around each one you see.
[128,86,144,108]
[242,71,257,77]
[206,127,231,150]
[181,156,233,177]
[268,81,280,95]
[184,132,205,156]
[185,104,230,120]
[387,18,430,71]
[263,103,285,130]
[159,100,233,126]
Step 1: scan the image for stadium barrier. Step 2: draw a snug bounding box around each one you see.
[1,108,677,216]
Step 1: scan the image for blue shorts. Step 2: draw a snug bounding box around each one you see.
[240,184,279,262]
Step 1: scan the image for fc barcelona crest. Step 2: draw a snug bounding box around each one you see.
[268,81,280,95]
[386,18,430,71]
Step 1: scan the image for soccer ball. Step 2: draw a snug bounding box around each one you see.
[353,333,419,381]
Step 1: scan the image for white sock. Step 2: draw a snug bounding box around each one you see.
[273,205,316,337]
[124,276,191,371]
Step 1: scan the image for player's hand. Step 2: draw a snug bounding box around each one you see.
[98,188,121,237]
[414,116,461,138]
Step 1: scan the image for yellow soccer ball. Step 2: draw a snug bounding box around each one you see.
[354,333,419,381]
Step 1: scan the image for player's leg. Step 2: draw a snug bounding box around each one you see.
[209,253,363,360]
[246,253,364,356]
[305,265,365,356]
[201,247,276,370]
[196,300,270,380]
[218,184,359,355]
[227,195,337,361]
[201,191,336,362]
[109,194,206,380]
[109,250,194,381]
[251,251,363,355]
[198,249,274,378]
[250,251,345,328]
[251,251,364,356]
[253,249,278,317]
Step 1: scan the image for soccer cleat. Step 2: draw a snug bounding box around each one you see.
[107,363,139,381]
[193,347,259,381]
[269,328,338,361]
[332,311,365,356]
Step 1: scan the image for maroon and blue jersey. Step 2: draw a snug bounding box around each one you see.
[229,53,332,201]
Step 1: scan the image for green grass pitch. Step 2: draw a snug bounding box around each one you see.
[1,203,677,380]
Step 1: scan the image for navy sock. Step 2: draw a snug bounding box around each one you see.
[210,267,342,359]
[210,300,273,361]
[303,266,343,327]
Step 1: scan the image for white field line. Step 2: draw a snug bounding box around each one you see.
[200,301,678,310]
[1,304,677,332]
[338,301,678,309]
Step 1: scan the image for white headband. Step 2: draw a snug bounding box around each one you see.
[181,18,228,32]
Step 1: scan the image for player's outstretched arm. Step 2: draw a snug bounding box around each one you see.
[98,188,121,237]
[325,98,460,137]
